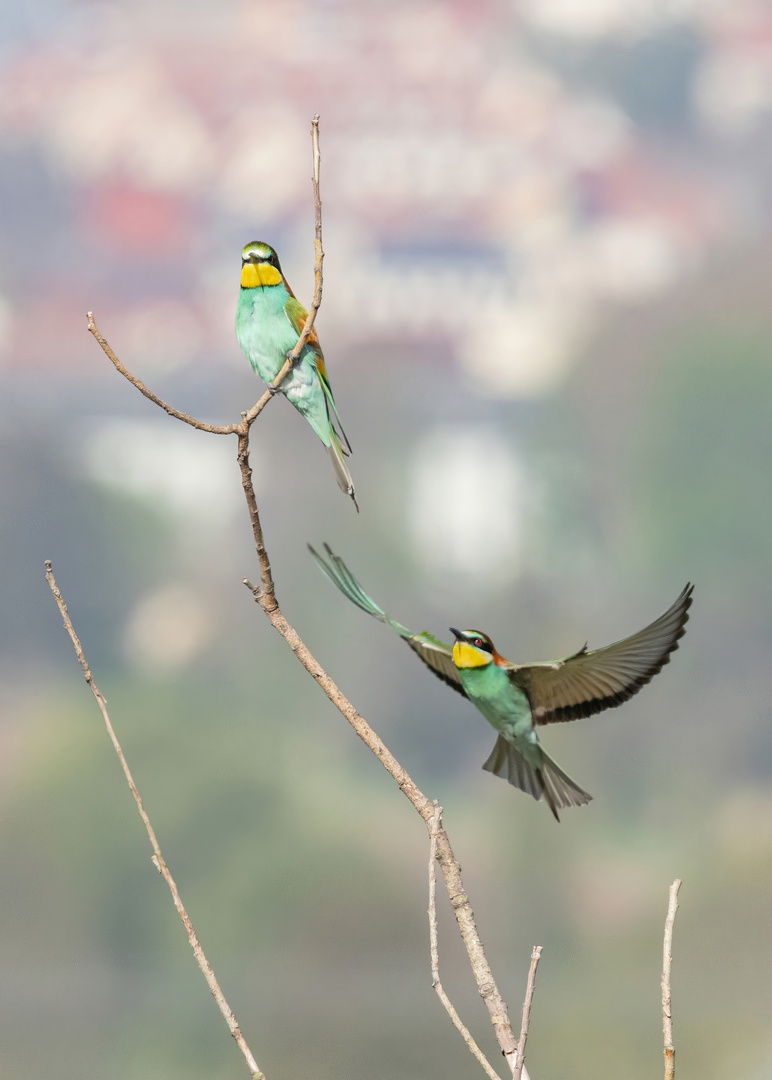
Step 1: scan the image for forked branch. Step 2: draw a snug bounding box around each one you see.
[427,806,504,1080]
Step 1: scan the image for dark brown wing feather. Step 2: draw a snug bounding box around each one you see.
[406,635,467,696]
[510,584,693,724]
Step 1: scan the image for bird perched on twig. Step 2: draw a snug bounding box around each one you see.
[236,241,357,510]
[310,544,693,821]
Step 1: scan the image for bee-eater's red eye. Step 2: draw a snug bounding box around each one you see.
[474,638,483,648]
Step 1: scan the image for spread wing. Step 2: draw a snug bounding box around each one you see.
[511,584,693,724]
[404,633,465,695]
[285,297,352,454]
[309,543,466,697]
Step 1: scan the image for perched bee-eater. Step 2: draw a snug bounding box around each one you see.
[310,544,693,821]
[236,241,357,509]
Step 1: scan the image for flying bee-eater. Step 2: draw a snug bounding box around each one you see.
[236,241,357,510]
[310,544,693,821]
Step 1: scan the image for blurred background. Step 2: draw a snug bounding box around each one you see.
[1,0,771,1077]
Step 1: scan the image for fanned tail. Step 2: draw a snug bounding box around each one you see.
[326,430,358,511]
[482,735,592,822]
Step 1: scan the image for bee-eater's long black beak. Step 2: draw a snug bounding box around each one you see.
[449,627,463,641]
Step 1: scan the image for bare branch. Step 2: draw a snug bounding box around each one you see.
[662,878,681,1080]
[87,112,522,1073]
[427,805,504,1080]
[308,114,325,334]
[87,311,291,436]
[239,441,277,609]
[514,947,542,1080]
[241,571,520,1067]
[45,561,265,1080]
[87,312,242,434]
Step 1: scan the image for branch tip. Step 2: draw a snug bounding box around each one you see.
[514,946,542,1080]
[662,878,682,1080]
[243,578,263,603]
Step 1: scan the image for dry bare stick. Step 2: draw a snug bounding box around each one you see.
[239,570,520,1070]
[86,313,243,435]
[90,115,523,1075]
[514,947,542,1080]
[662,878,681,1080]
[427,806,504,1080]
[44,561,265,1080]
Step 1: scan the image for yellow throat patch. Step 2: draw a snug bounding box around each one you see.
[452,642,493,669]
[241,263,282,289]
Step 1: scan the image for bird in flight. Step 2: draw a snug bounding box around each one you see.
[310,544,693,820]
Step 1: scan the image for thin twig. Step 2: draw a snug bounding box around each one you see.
[662,879,681,1080]
[45,561,265,1080]
[308,114,325,332]
[86,312,241,434]
[238,436,277,610]
[427,806,504,1080]
[514,947,542,1080]
[86,313,288,437]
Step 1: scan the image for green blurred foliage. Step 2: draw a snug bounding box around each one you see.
[2,274,772,1079]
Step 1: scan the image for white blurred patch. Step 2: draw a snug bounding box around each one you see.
[218,102,308,216]
[458,297,592,398]
[49,52,214,190]
[82,419,241,519]
[694,50,772,137]
[521,0,662,40]
[583,217,680,301]
[408,425,529,586]
[326,247,511,342]
[123,584,214,673]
